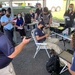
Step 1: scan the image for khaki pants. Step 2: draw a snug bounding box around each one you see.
[0,63,16,75]
[44,37,62,54]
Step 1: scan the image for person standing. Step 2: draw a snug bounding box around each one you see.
[0,8,6,32]
[1,9,15,46]
[29,10,36,29]
[40,7,52,26]
[15,13,26,39]
[2,8,6,16]
[40,7,52,35]
[35,3,42,20]
[30,10,35,20]
[0,32,30,75]
[64,4,75,35]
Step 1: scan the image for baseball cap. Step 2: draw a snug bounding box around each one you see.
[38,21,45,26]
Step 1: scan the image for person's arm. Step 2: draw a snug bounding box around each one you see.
[1,16,14,26]
[21,18,24,27]
[49,17,52,26]
[33,13,35,19]
[22,22,24,27]
[48,12,52,27]
[67,63,75,75]
[15,24,20,28]
[1,16,8,26]
[1,21,10,26]
[35,9,38,20]
[64,11,67,16]
[64,11,68,18]
[36,34,49,40]
[8,37,30,58]
[35,13,37,20]
[39,13,43,22]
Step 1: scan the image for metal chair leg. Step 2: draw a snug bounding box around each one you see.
[45,47,50,58]
[60,65,68,74]
[33,47,40,58]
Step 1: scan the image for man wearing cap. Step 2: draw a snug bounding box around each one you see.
[34,21,62,54]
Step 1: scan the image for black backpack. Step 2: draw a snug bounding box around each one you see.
[25,13,31,24]
[46,50,60,74]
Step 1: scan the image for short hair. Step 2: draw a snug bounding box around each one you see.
[7,7,11,14]
[43,7,48,12]
[2,8,6,12]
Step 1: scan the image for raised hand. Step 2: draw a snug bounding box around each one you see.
[22,37,31,45]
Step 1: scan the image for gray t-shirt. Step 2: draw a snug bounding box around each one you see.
[40,12,52,25]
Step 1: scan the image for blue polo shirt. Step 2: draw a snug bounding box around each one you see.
[16,17,24,26]
[34,28,46,43]
[1,15,13,30]
[70,51,75,71]
[0,32,14,69]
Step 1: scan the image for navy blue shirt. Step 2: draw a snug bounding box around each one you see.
[34,28,46,43]
[16,17,24,26]
[0,32,14,69]
[35,8,42,17]
[70,51,75,71]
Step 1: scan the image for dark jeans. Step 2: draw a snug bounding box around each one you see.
[27,25,30,29]
[17,28,26,36]
[4,28,15,46]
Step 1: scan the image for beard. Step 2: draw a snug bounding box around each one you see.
[6,15,10,17]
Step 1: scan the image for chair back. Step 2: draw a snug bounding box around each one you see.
[31,29,38,44]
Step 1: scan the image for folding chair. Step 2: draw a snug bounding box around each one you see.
[31,29,50,58]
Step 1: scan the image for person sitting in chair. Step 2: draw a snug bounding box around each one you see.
[34,21,62,54]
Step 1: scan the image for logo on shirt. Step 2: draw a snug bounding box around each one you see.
[35,32,38,35]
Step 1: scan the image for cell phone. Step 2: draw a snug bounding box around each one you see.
[26,36,31,39]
